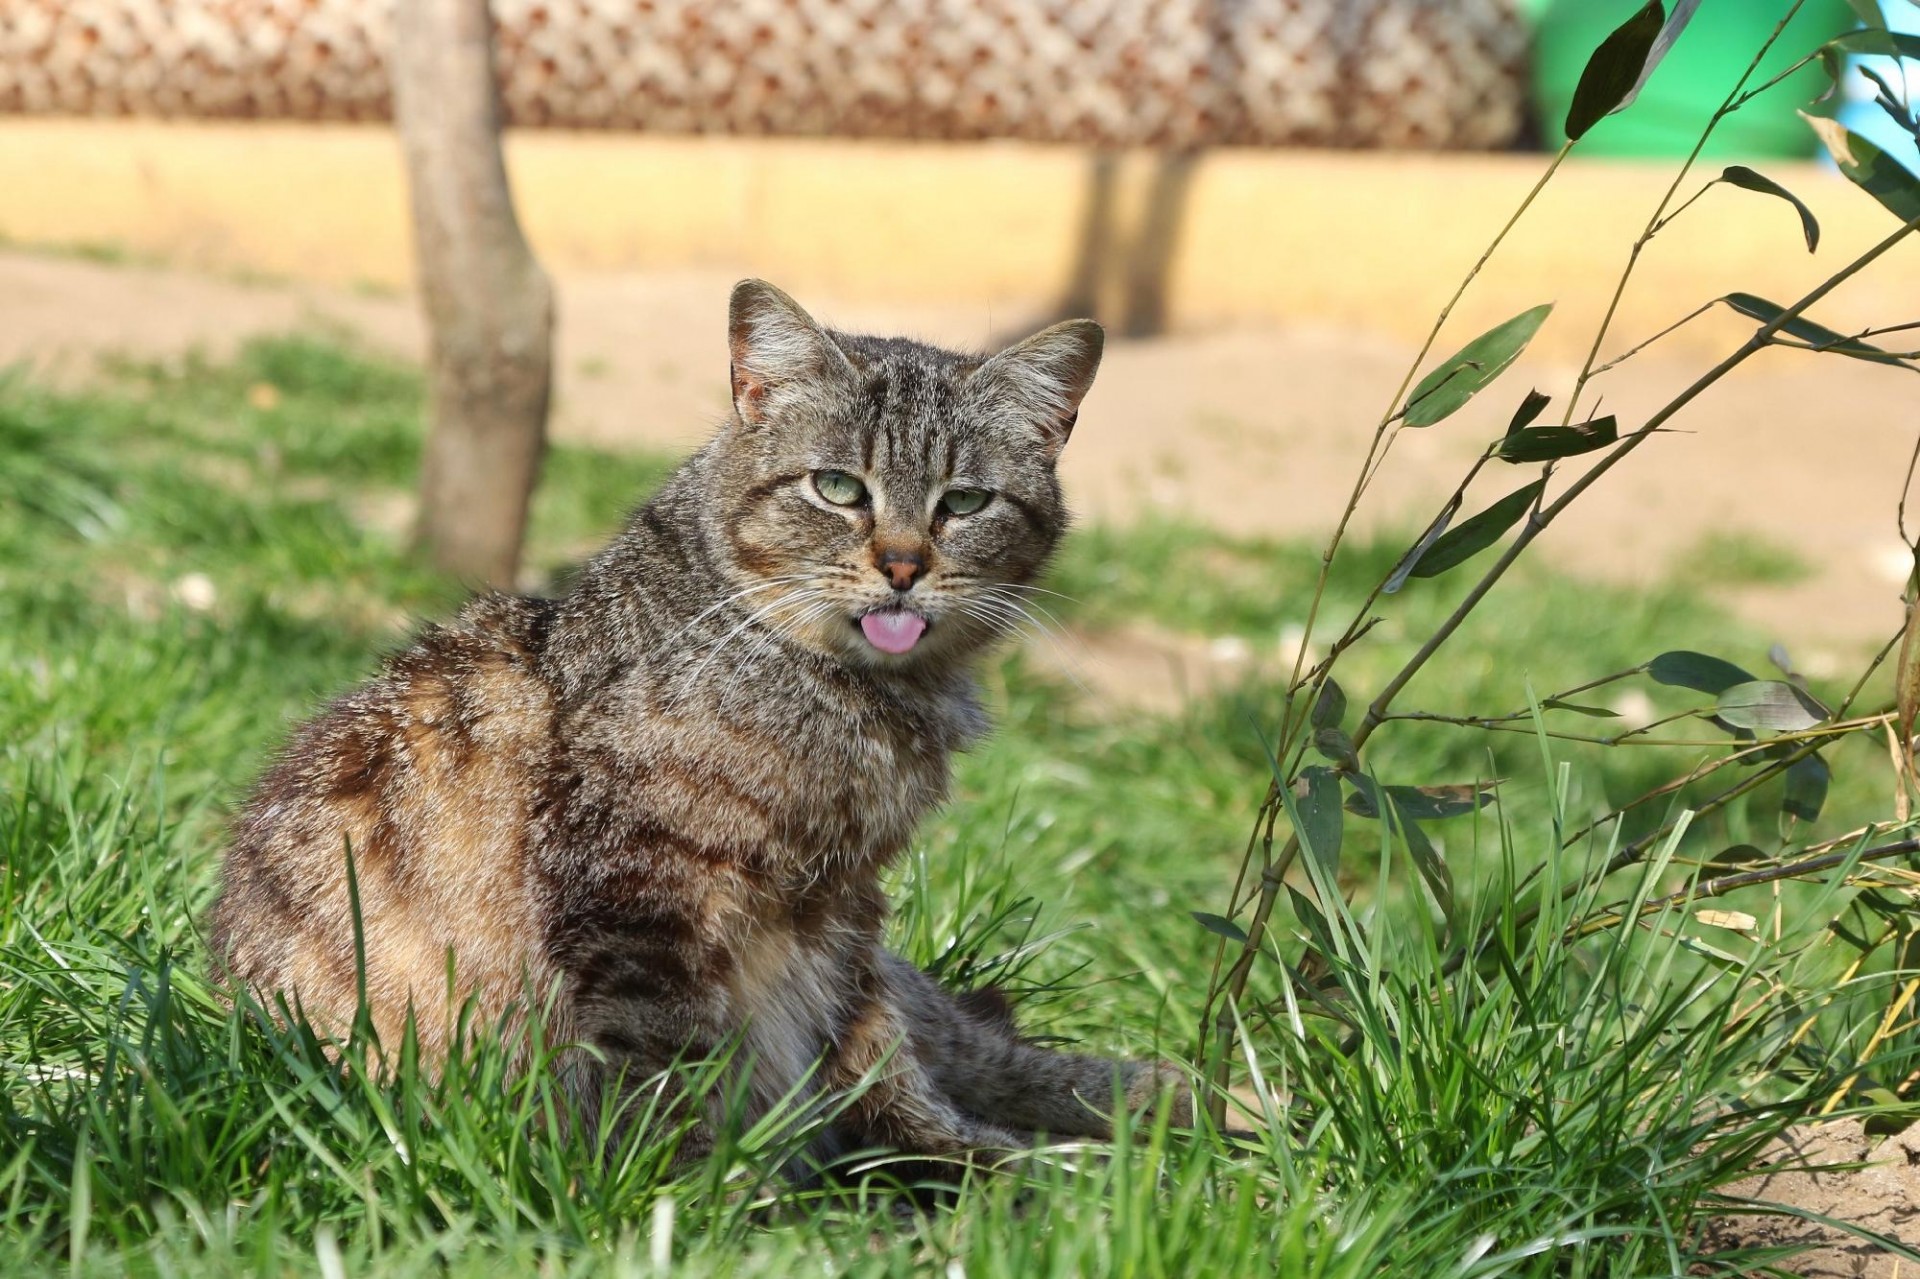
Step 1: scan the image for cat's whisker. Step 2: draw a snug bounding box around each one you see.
[952,595,1053,652]
[667,574,819,644]
[947,576,1082,609]
[737,598,840,671]
[959,594,1095,698]
[681,589,830,690]
[972,587,1080,653]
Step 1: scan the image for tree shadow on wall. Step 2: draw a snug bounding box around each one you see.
[1044,148,1200,341]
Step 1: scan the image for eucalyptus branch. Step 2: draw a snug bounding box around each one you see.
[1198,146,1574,1089]
[1198,0,1920,1121]
[1278,145,1576,710]
[1365,663,1643,724]
[1769,336,1920,363]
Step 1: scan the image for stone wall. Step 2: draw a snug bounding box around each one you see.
[0,1,1529,149]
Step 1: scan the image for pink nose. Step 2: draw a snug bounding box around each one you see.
[878,548,925,590]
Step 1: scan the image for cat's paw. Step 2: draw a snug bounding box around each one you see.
[1123,1059,1195,1129]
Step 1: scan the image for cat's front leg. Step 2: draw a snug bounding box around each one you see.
[546,877,730,1162]
[821,965,1029,1161]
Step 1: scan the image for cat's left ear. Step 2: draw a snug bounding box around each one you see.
[973,319,1104,458]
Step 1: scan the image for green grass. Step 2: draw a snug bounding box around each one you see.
[1668,530,1815,590]
[2,335,1915,1276]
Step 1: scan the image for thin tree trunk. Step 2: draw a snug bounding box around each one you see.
[393,0,554,589]
[1056,150,1120,322]
[1120,150,1198,339]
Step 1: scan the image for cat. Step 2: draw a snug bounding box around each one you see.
[209,279,1188,1167]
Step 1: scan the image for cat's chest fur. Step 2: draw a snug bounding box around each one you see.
[556,652,982,880]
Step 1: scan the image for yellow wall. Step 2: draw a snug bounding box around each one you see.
[3,119,1915,354]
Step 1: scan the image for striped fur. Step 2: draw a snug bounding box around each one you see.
[209,280,1187,1166]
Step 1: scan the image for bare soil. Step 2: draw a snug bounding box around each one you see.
[1701,1120,1920,1277]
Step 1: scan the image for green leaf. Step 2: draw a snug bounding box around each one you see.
[1566,1,1665,141]
[1293,766,1345,877]
[1346,774,1472,920]
[1387,783,1499,822]
[1404,305,1554,427]
[1344,774,1383,820]
[1286,886,1340,963]
[1783,753,1831,823]
[1724,293,1909,367]
[1622,0,1704,110]
[1191,911,1249,944]
[1383,499,1460,595]
[1718,167,1820,253]
[1506,389,1551,436]
[1709,843,1768,867]
[1543,698,1621,718]
[1391,801,1455,922]
[1842,0,1886,28]
[1803,112,1920,226]
[1350,779,1498,821]
[1716,680,1829,732]
[1817,45,1845,105]
[1498,415,1620,464]
[1310,678,1347,731]
[1407,481,1544,579]
[1647,650,1755,695]
[1860,1089,1918,1138]
[1312,727,1359,770]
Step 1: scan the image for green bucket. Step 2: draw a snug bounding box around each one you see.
[1531,0,1856,157]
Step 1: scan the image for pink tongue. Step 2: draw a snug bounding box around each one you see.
[860,609,928,655]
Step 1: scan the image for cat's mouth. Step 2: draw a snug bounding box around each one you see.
[857,607,929,656]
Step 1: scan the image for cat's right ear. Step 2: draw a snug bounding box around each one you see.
[727,280,851,428]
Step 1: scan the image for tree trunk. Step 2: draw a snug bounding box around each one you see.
[393,0,554,589]
[1120,150,1198,339]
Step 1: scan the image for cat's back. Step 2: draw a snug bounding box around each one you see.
[212,593,564,1053]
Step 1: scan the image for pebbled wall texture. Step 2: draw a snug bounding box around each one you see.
[0,0,1530,150]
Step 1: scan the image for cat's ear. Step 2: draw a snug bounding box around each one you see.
[973,319,1104,457]
[727,279,851,428]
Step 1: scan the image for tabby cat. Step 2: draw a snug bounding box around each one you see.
[210,280,1187,1165]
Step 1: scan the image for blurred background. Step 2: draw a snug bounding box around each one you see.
[3,0,1919,667]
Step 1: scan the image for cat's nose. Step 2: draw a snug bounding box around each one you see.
[877,547,926,591]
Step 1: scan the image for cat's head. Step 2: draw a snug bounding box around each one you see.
[702,279,1101,671]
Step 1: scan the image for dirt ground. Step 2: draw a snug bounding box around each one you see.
[1701,1120,1920,1277]
[5,248,1915,662]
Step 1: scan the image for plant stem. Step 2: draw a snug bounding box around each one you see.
[1571,836,1920,937]
[1354,211,1920,758]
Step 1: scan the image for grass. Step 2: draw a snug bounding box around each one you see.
[2,334,1916,1276]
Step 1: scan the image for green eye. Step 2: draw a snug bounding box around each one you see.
[941,488,991,516]
[813,470,867,506]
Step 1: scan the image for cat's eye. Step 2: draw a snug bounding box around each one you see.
[940,488,991,517]
[813,470,868,507]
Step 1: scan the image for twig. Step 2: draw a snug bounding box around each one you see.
[1591,301,1720,376]
[1562,1,1810,428]
[1572,836,1920,937]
